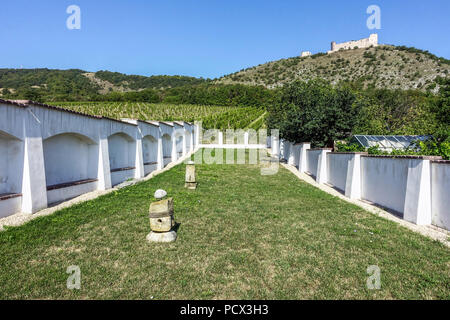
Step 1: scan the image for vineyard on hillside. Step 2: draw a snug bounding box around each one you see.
[53,102,266,130]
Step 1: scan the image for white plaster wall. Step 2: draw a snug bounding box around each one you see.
[101,119,137,144]
[431,162,450,230]
[142,135,158,175]
[32,107,100,142]
[293,145,301,168]
[197,144,266,150]
[176,135,183,155]
[361,157,409,214]
[288,144,298,167]
[144,164,158,176]
[327,153,353,191]
[283,141,291,160]
[174,124,184,155]
[47,181,98,205]
[0,196,22,218]
[163,158,172,167]
[142,135,158,164]
[159,123,173,136]
[306,150,321,177]
[127,120,160,176]
[111,169,135,187]
[108,133,135,170]
[0,103,26,140]
[186,131,192,151]
[43,133,98,186]
[278,140,285,159]
[1,103,202,217]
[162,134,172,162]
[0,132,24,194]
[279,140,291,160]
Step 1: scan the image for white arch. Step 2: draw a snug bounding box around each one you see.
[162,133,172,167]
[0,130,24,195]
[0,130,24,217]
[43,133,98,187]
[142,134,158,175]
[107,132,137,186]
[185,130,192,152]
[176,132,184,157]
[43,132,99,204]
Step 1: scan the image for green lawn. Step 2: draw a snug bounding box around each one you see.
[0,149,449,299]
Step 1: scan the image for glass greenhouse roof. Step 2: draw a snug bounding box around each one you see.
[350,135,431,150]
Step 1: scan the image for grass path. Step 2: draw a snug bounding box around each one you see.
[0,150,449,299]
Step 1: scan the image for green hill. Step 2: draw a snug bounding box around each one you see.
[0,68,208,100]
[1,45,449,102]
[216,45,450,93]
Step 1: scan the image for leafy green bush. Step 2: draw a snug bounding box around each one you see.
[267,80,357,147]
[335,142,365,152]
[336,138,449,160]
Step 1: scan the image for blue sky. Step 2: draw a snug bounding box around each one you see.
[1,0,449,79]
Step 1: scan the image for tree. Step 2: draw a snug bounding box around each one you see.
[23,88,43,102]
[267,79,357,147]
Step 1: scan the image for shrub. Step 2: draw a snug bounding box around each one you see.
[267,80,357,147]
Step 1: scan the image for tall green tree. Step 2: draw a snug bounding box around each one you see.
[267,79,357,147]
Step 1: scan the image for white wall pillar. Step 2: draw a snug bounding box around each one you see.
[182,128,187,156]
[280,140,291,161]
[21,136,48,214]
[218,131,224,146]
[171,132,178,162]
[279,140,285,160]
[316,149,331,184]
[97,137,112,190]
[156,134,164,170]
[345,154,363,199]
[298,143,311,173]
[288,142,296,166]
[135,138,145,179]
[404,159,432,225]
[189,129,194,152]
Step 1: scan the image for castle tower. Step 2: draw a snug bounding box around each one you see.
[331,41,336,51]
[369,33,378,46]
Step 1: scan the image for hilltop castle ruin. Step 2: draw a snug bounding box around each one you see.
[300,51,312,57]
[301,34,378,57]
[328,34,378,54]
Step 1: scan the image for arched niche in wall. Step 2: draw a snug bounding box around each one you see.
[142,135,158,175]
[107,132,136,171]
[43,133,99,188]
[185,130,192,151]
[0,130,24,197]
[162,133,172,166]
[175,130,184,156]
[107,132,136,186]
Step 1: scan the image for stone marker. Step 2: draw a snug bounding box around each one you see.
[147,189,177,243]
[185,161,197,189]
[149,197,175,232]
[146,230,177,243]
[154,189,167,199]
